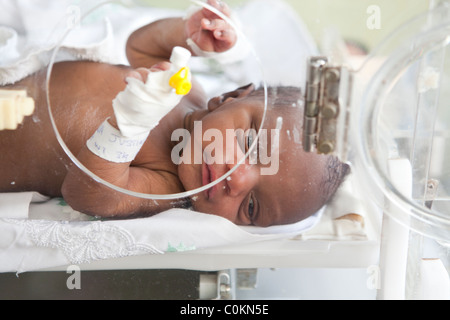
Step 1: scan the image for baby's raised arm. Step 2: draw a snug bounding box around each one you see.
[126,0,237,68]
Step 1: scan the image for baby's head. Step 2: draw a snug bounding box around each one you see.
[177,84,349,226]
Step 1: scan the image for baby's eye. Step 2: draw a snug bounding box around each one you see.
[246,132,254,150]
[248,197,254,217]
[236,129,258,160]
[246,130,258,162]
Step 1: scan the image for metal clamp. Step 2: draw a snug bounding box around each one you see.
[303,56,352,161]
[217,270,232,300]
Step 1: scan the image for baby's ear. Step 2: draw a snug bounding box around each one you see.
[207,83,255,112]
[233,83,255,97]
[222,83,255,100]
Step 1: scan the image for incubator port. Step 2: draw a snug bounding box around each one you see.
[0,89,34,130]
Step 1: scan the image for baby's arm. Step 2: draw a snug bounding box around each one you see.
[62,56,190,218]
[61,140,162,218]
[126,0,236,68]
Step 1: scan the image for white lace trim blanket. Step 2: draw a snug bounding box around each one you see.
[0,193,322,273]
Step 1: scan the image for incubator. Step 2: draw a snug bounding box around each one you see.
[0,0,449,300]
[301,0,450,299]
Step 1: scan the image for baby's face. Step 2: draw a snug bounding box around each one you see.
[177,85,329,226]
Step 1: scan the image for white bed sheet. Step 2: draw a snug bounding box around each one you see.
[0,192,324,273]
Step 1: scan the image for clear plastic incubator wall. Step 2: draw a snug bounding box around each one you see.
[0,0,449,300]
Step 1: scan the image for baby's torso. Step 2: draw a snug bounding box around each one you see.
[0,61,195,197]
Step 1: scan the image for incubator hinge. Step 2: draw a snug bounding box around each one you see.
[303,56,352,161]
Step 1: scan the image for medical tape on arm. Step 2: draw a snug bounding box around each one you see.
[113,72,184,138]
[185,4,250,64]
[87,47,191,163]
[86,118,149,163]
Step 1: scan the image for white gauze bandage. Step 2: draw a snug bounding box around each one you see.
[87,47,191,163]
[185,2,250,64]
[86,119,149,163]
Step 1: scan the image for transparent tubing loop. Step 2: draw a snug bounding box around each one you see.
[352,3,450,241]
[45,0,268,200]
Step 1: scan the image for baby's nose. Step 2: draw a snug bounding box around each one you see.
[225,161,258,197]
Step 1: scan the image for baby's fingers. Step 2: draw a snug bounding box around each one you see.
[201,18,229,32]
[149,61,171,72]
[203,0,232,19]
[125,68,149,83]
[202,18,236,51]
[124,63,170,84]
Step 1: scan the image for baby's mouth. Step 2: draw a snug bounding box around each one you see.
[202,162,217,200]
[202,162,211,199]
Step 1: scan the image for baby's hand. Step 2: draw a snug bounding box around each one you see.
[185,0,237,53]
[113,61,185,138]
[124,62,171,83]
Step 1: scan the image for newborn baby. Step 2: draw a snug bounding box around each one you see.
[0,0,348,227]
